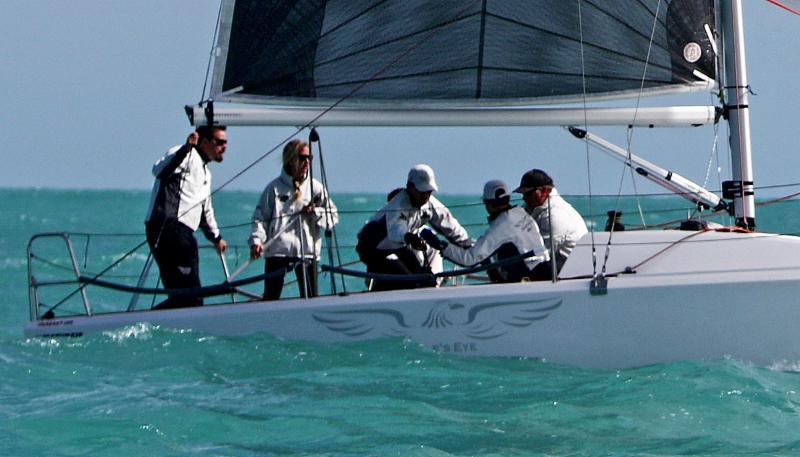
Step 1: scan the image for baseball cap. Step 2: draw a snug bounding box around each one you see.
[482,179,510,203]
[408,164,438,192]
[513,169,553,194]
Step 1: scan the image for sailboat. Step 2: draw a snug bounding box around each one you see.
[24,0,800,369]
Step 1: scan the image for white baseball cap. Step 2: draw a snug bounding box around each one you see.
[482,179,510,203]
[407,164,438,192]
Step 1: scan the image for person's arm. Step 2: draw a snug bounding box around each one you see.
[153,132,198,179]
[310,181,339,229]
[429,197,472,247]
[249,185,275,259]
[385,201,413,246]
[441,228,500,267]
[199,196,224,252]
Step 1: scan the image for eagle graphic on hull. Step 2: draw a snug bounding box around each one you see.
[312,297,562,340]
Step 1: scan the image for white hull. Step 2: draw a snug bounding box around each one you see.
[25,230,800,368]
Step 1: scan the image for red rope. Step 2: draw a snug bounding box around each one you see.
[766,0,800,16]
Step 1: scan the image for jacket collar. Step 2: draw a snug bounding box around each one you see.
[488,204,514,222]
[280,169,308,187]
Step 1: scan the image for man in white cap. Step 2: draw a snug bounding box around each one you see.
[356,164,472,291]
[513,169,588,272]
[421,179,551,282]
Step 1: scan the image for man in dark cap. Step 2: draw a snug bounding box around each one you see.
[513,169,588,273]
[422,180,551,282]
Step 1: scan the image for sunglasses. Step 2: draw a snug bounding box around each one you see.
[211,138,228,146]
[297,154,313,162]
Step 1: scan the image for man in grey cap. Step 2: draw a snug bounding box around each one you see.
[421,179,551,282]
[513,169,588,272]
[356,164,472,291]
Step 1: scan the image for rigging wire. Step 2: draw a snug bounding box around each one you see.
[577,0,598,279]
[313,131,348,293]
[599,0,664,278]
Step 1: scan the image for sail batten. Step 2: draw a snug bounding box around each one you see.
[211,0,717,113]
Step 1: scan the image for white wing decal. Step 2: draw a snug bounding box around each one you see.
[312,297,562,340]
[460,297,563,340]
[312,309,411,337]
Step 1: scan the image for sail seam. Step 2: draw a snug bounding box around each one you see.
[475,0,488,99]
[310,67,678,92]
[313,12,481,68]
[317,0,392,40]
[487,13,673,73]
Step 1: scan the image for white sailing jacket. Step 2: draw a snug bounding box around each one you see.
[249,170,338,259]
[358,190,472,252]
[145,144,221,241]
[527,188,588,263]
[443,206,549,272]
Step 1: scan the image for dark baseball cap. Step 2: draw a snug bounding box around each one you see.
[513,169,553,194]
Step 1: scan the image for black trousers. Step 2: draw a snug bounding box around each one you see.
[145,221,203,309]
[357,246,436,291]
[263,257,317,301]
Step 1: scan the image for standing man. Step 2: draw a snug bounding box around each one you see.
[145,126,228,309]
[356,164,473,291]
[422,180,551,282]
[513,169,588,273]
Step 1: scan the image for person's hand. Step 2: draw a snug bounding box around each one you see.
[250,243,263,259]
[404,232,427,251]
[214,238,227,254]
[186,131,199,148]
[302,203,315,214]
[420,229,447,251]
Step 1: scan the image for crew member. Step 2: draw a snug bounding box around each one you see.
[249,139,338,300]
[356,164,472,291]
[145,126,228,309]
[513,169,588,272]
[421,180,551,282]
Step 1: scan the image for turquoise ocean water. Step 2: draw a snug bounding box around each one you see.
[3,188,800,456]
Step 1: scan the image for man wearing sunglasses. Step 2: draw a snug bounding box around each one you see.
[145,126,229,309]
[513,169,587,274]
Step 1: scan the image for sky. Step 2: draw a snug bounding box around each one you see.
[1,1,799,198]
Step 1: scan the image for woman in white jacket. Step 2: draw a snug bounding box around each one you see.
[249,139,338,300]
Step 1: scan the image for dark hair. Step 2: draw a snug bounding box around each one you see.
[196,125,227,142]
[490,195,511,206]
[387,187,405,202]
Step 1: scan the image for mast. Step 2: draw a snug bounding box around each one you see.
[721,0,756,228]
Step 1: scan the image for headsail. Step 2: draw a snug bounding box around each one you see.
[210,0,718,107]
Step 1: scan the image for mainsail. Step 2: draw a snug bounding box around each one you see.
[210,0,717,107]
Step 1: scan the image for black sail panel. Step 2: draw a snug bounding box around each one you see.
[215,0,717,105]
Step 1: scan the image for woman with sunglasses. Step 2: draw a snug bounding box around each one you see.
[248,139,338,300]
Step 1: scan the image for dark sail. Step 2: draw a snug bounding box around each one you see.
[213,0,717,105]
